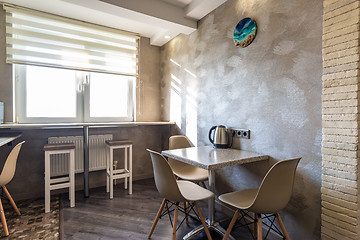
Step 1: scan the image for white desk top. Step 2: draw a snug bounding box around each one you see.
[162,146,269,170]
[0,121,174,129]
[0,135,21,147]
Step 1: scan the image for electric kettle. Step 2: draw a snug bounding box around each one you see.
[208,125,229,148]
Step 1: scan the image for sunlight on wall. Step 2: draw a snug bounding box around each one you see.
[169,58,199,141]
[235,0,263,13]
[184,68,197,78]
[170,58,182,68]
[170,74,182,128]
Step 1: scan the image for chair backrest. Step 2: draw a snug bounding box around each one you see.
[249,157,301,214]
[168,135,192,169]
[0,141,25,187]
[169,135,193,149]
[147,149,186,203]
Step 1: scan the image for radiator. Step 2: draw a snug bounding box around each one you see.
[48,134,113,177]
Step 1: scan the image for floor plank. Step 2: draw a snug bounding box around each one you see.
[61,179,280,240]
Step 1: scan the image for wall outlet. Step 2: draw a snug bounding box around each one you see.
[231,128,250,139]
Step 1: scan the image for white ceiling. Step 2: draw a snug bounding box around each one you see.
[2,0,228,46]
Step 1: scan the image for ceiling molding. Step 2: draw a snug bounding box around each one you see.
[2,0,228,46]
[185,0,227,19]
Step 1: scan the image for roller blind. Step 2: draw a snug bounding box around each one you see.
[4,4,139,76]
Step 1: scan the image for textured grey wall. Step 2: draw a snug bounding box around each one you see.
[160,0,322,239]
[137,37,162,121]
[0,8,13,122]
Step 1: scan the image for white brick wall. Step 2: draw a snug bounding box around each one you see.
[322,0,360,239]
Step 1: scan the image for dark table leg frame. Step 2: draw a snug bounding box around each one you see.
[183,169,236,240]
[83,126,89,198]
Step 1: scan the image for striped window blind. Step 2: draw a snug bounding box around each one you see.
[4,4,139,76]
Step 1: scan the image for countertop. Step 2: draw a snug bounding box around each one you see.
[0,134,22,147]
[0,121,175,129]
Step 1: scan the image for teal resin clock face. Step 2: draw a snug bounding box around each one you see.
[233,17,257,48]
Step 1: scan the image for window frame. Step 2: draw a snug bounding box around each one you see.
[14,64,135,123]
[83,72,135,123]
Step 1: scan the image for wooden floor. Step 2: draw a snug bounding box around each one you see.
[61,179,280,240]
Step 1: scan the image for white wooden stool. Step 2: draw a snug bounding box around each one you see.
[106,140,132,199]
[44,143,75,213]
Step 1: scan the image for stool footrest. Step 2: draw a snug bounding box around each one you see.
[113,169,129,174]
[50,177,70,184]
[107,169,130,178]
[113,173,130,180]
[50,182,71,191]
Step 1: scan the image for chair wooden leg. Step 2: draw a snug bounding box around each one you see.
[276,212,290,240]
[172,204,179,240]
[222,209,240,240]
[2,186,20,216]
[253,213,258,237]
[194,201,212,240]
[257,214,262,240]
[0,198,8,236]
[184,202,189,226]
[200,181,207,189]
[148,199,166,239]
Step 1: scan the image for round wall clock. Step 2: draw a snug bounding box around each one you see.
[233,17,257,48]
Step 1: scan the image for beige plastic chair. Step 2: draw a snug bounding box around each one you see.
[219,157,301,240]
[0,141,25,236]
[147,149,215,240]
[169,135,208,187]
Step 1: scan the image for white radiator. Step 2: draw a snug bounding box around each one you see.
[48,134,113,177]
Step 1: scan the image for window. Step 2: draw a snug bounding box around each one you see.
[5,4,139,123]
[15,65,135,123]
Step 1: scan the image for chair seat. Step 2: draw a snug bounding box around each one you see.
[177,180,214,201]
[171,164,208,182]
[105,140,132,146]
[219,189,258,210]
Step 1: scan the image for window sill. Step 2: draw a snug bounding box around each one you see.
[0,121,175,129]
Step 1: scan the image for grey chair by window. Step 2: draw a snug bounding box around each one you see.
[219,157,301,240]
[147,149,215,240]
[0,141,25,236]
[168,135,208,188]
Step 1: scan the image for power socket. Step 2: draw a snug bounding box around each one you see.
[231,129,250,139]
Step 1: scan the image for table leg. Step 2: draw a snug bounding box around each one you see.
[183,168,236,240]
[83,126,89,198]
[208,169,215,225]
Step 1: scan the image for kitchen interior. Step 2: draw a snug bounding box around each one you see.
[0,0,355,239]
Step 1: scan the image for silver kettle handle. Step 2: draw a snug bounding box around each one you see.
[208,126,216,144]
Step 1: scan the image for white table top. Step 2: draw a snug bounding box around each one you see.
[0,121,174,129]
[162,146,269,170]
[0,135,21,147]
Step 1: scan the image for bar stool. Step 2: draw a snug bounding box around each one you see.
[106,140,132,199]
[44,143,75,213]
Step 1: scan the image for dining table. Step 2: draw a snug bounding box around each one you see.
[162,145,269,240]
